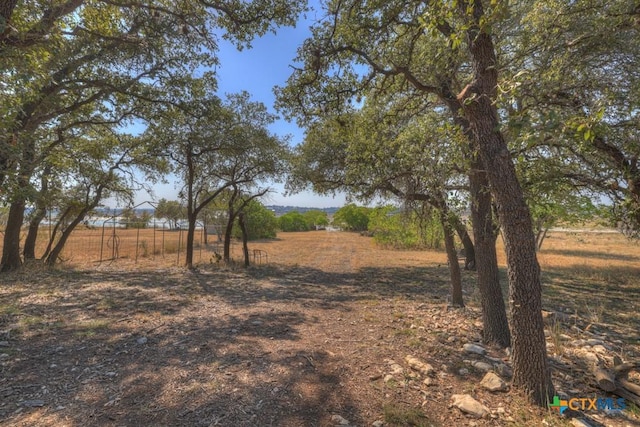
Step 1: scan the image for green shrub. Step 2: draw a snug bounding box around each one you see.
[368,205,443,249]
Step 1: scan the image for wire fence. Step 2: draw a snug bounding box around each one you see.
[0,220,255,268]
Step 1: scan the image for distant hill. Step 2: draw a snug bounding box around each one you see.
[265,205,340,217]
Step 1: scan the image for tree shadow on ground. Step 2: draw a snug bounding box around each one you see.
[0,267,370,426]
[2,259,637,426]
[540,264,640,341]
[0,262,481,427]
[540,248,640,262]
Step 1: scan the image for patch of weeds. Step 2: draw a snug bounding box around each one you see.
[383,403,435,426]
[584,302,605,324]
[396,328,416,337]
[449,359,466,373]
[0,303,20,317]
[163,241,179,254]
[19,315,45,330]
[541,414,573,426]
[74,319,110,337]
[406,338,423,349]
[506,392,562,426]
[462,382,476,394]
[434,346,454,358]
[548,321,565,357]
[393,312,405,319]
[627,401,640,418]
[138,240,149,257]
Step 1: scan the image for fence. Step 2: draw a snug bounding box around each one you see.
[0,220,251,268]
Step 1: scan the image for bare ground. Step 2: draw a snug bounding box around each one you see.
[1,231,639,426]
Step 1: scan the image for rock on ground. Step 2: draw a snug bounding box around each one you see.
[405,355,434,376]
[480,372,508,392]
[450,394,490,418]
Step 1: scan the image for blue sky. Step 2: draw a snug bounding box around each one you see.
[135,9,348,209]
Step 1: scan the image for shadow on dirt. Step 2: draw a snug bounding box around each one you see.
[540,264,640,340]
[0,263,475,426]
[540,248,640,262]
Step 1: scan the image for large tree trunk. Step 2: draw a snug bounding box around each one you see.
[452,215,475,270]
[1,199,25,271]
[442,80,511,349]
[440,210,464,307]
[45,207,92,265]
[223,211,234,262]
[238,212,250,267]
[223,188,241,263]
[42,207,69,261]
[23,166,52,260]
[461,1,554,405]
[44,182,109,266]
[469,157,511,348]
[23,207,46,260]
[185,213,197,269]
[184,151,196,268]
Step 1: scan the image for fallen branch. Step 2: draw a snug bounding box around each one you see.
[594,360,640,406]
[614,362,638,379]
[595,367,616,392]
[613,386,640,407]
[619,378,640,396]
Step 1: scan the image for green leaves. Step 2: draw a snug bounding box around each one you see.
[332,204,371,231]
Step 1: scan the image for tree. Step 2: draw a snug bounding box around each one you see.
[0,0,306,272]
[369,205,444,250]
[498,0,640,237]
[332,204,371,232]
[155,199,185,230]
[278,211,311,232]
[232,199,277,240]
[454,1,553,403]
[220,187,271,264]
[120,210,152,229]
[279,0,506,343]
[0,1,212,270]
[289,105,471,306]
[277,0,550,403]
[303,210,329,229]
[42,131,156,266]
[147,90,288,268]
[22,163,58,260]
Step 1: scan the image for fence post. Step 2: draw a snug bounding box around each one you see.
[152,219,156,260]
[99,222,106,264]
[111,218,117,260]
[135,225,140,263]
[177,227,182,266]
[199,225,203,263]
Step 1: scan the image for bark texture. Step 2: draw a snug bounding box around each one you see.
[442,81,511,349]
[459,1,553,405]
[0,199,25,271]
[441,211,464,307]
[469,156,510,348]
[239,212,250,267]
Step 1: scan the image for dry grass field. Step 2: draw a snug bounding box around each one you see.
[0,230,639,426]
